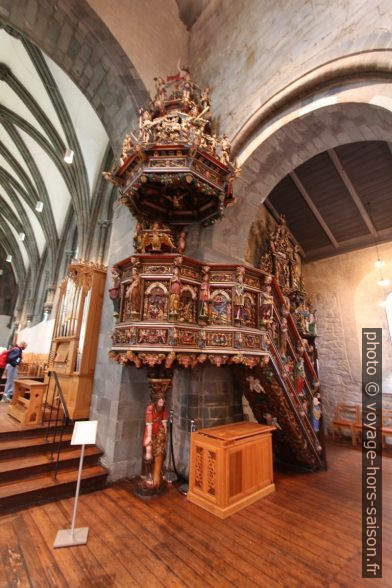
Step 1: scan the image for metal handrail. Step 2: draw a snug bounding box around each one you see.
[44,370,73,480]
[51,371,70,421]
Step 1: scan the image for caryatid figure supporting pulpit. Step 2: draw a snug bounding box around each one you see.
[136,377,171,497]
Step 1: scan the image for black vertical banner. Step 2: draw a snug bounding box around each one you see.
[362,328,382,578]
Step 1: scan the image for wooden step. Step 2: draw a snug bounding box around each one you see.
[0,420,73,440]
[0,445,103,483]
[0,432,73,459]
[0,464,108,511]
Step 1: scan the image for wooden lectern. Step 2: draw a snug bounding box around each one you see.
[188,422,275,519]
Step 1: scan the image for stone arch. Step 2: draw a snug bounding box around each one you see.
[0,0,148,151]
[192,81,392,264]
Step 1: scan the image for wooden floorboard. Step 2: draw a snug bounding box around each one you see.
[0,443,391,587]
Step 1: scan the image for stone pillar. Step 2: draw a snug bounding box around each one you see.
[171,365,244,477]
[91,202,152,480]
[43,285,56,317]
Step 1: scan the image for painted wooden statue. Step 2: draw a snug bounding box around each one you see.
[138,378,170,496]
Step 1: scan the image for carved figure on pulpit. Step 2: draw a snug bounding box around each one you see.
[198,329,207,348]
[295,357,305,397]
[284,355,295,384]
[210,290,231,325]
[182,81,192,109]
[144,283,168,320]
[289,244,301,290]
[270,318,278,345]
[125,267,143,320]
[308,309,317,335]
[138,329,166,344]
[138,108,153,143]
[234,267,245,323]
[220,134,231,166]
[154,76,166,101]
[134,222,143,253]
[243,293,256,327]
[169,268,182,317]
[177,231,187,254]
[179,285,196,323]
[119,134,133,165]
[246,375,265,394]
[260,285,273,327]
[108,267,121,319]
[313,396,322,432]
[129,327,138,345]
[207,134,218,157]
[141,222,176,253]
[140,379,170,493]
[199,267,210,322]
[295,304,309,333]
[279,317,288,358]
[263,412,282,430]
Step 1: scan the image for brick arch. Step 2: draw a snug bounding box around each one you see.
[0,0,148,150]
[191,83,392,264]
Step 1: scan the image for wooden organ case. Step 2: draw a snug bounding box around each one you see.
[47,261,107,420]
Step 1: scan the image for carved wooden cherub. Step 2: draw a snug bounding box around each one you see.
[220,134,231,166]
[154,76,166,101]
[177,231,187,254]
[141,222,176,252]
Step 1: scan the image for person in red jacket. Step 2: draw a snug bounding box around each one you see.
[1,342,27,402]
[0,348,9,381]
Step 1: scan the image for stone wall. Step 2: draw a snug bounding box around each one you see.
[0,315,11,347]
[87,0,188,97]
[302,242,392,431]
[172,366,243,476]
[188,0,392,139]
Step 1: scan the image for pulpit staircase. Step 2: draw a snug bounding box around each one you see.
[0,373,107,512]
[240,276,326,470]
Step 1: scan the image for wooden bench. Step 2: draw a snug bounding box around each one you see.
[352,407,363,447]
[332,403,358,444]
[345,407,392,448]
[8,379,47,425]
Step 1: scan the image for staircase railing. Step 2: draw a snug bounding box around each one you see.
[267,334,324,466]
[44,371,73,480]
[262,276,326,467]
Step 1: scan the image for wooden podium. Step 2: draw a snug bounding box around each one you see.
[188,422,275,519]
[8,380,46,425]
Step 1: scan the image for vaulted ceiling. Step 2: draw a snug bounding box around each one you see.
[266,141,392,261]
[0,24,112,288]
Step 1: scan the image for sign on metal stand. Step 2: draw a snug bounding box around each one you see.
[53,420,98,548]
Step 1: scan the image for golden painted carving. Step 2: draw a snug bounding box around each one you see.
[103,67,240,227]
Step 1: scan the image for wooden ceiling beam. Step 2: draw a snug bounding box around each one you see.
[289,171,340,249]
[327,148,377,237]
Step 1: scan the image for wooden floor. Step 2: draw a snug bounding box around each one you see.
[0,443,391,587]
